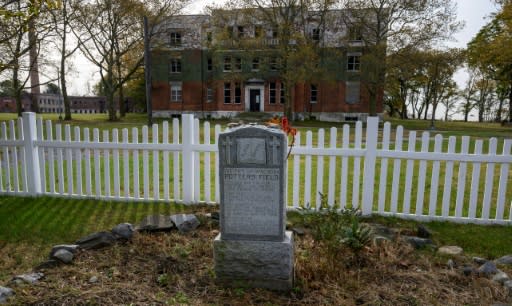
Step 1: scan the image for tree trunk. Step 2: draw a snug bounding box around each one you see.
[119,86,125,118]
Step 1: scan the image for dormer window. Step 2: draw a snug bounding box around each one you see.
[170,32,182,46]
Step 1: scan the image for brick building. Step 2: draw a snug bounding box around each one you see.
[151,9,384,122]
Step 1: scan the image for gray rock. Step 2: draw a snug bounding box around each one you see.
[438,246,463,256]
[504,280,512,296]
[137,215,174,232]
[462,266,476,276]
[492,271,510,284]
[52,249,74,264]
[112,223,134,240]
[403,236,435,249]
[89,276,98,283]
[417,224,432,239]
[170,214,200,233]
[34,259,60,270]
[75,231,116,250]
[447,259,456,269]
[291,227,305,236]
[373,235,391,246]
[478,261,499,276]
[495,255,512,265]
[369,224,397,241]
[50,244,79,257]
[12,272,44,285]
[0,286,14,304]
[473,257,488,265]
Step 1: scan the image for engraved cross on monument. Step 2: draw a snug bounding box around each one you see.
[214,125,294,290]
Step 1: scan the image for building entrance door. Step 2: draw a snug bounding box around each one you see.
[249,89,261,112]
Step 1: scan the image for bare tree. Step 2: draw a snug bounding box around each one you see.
[342,0,462,116]
[74,0,189,121]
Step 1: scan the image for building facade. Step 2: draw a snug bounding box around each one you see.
[151,10,384,122]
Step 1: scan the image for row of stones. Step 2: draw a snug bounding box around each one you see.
[372,223,512,298]
[0,214,201,304]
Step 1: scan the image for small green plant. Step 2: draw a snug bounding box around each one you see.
[301,193,373,258]
[157,273,169,286]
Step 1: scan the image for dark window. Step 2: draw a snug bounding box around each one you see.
[312,28,320,41]
[280,83,285,104]
[252,58,260,71]
[237,26,245,37]
[170,32,181,46]
[224,82,231,103]
[207,58,213,71]
[207,87,213,102]
[206,31,212,42]
[346,81,360,104]
[269,57,278,71]
[310,84,318,103]
[234,57,242,71]
[255,26,263,38]
[224,56,231,71]
[269,82,276,104]
[348,27,363,41]
[170,58,181,73]
[234,83,241,104]
[347,54,360,71]
[271,27,278,38]
[170,82,182,102]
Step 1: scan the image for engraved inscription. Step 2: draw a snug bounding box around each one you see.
[237,138,266,164]
[223,168,280,236]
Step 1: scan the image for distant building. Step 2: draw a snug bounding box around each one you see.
[150,9,384,122]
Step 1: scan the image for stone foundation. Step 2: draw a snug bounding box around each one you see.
[213,231,294,291]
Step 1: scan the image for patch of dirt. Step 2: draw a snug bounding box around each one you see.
[5,222,512,305]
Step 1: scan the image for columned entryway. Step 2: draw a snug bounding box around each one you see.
[244,79,265,112]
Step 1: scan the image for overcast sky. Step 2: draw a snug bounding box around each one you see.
[65,0,499,95]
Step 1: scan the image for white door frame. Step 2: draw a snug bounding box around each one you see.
[244,85,265,112]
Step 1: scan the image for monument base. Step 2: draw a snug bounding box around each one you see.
[213,231,294,291]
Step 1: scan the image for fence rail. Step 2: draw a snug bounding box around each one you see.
[0,112,511,225]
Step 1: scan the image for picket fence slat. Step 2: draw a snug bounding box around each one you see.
[340,125,349,209]
[75,127,82,196]
[142,126,149,200]
[315,129,325,207]
[429,135,443,216]
[84,128,92,196]
[1,113,510,225]
[304,131,312,208]
[442,137,456,217]
[163,122,170,201]
[327,128,336,207]
[415,132,429,216]
[495,140,511,220]
[153,124,160,200]
[93,129,101,197]
[133,127,140,199]
[56,125,64,194]
[455,136,470,218]
[113,129,120,198]
[36,118,45,193]
[468,140,483,219]
[482,138,497,219]
[18,118,26,192]
[204,122,211,203]
[122,129,130,198]
[46,121,55,194]
[390,126,403,213]
[292,132,301,208]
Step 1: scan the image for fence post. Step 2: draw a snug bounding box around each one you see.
[362,117,379,215]
[22,112,41,196]
[182,114,195,204]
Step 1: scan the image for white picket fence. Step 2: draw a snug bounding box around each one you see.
[0,112,511,225]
